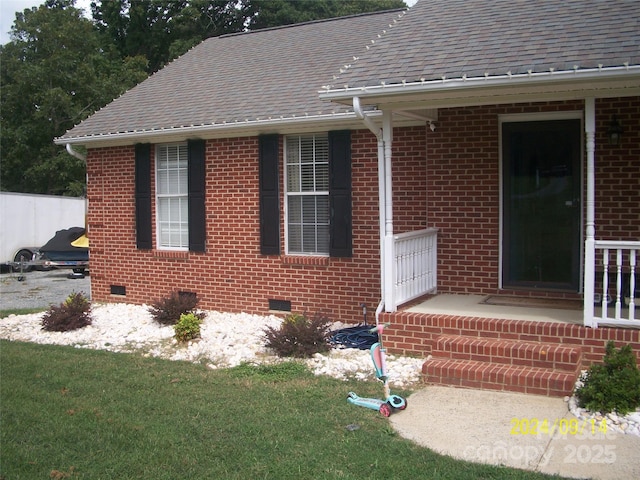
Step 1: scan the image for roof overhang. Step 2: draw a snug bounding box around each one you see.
[54,110,426,149]
[319,65,640,111]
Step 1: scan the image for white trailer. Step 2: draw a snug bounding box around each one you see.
[0,192,86,271]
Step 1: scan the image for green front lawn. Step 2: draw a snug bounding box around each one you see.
[0,340,564,479]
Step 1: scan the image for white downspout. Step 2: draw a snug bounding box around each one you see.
[66,143,86,161]
[584,98,596,327]
[353,97,388,319]
[66,144,89,242]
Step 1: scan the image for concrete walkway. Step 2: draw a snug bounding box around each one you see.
[390,386,640,479]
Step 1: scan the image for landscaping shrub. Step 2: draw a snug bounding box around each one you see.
[264,311,332,358]
[173,313,203,342]
[148,291,204,325]
[575,341,640,415]
[41,292,92,332]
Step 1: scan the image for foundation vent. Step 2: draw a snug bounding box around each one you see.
[269,299,291,312]
[110,285,126,296]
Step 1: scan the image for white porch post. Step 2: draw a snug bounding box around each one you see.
[382,110,396,312]
[584,98,596,327]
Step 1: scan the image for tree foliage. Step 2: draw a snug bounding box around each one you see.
[1,0,148,195]
[91,0,251,74]
[245,0,406,31]
[1,0,407,195]
[90,0,406,73]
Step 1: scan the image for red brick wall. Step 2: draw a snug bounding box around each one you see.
[86,127,427,324]
[594,97,640,241]
[85,97,639,322]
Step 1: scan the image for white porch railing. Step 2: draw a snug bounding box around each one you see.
[392,227,438,308]
[586,240,640,328]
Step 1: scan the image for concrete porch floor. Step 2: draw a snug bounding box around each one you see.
[405,294,584,325]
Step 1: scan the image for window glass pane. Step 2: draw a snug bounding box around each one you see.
[288,224,302,252]
[156,143,189,249]
[316,196,329,223]
[286,137,300,164]
[302,225,316,252]
[300,164,315,192]
[315,163,329,191]
[285,133,329,255]
[288,196,301,223]
[158,198,169,221]
[317,225,329,252]
[286,164,300,192]
[301,196,316,222]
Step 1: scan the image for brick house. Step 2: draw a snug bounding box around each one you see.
[57,0,640,395]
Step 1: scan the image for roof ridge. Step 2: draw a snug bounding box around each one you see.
[218,8,406,40]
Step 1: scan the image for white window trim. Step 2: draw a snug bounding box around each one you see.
[284,133,330,256]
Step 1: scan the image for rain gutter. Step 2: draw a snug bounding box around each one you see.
[320,65,640,101]
[55,111,378,147]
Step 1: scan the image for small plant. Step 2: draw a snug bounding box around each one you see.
[264,311,332,358]
[575,341,640,415]
[173,313,203,342]
[41,292,92,332]
[148,291,204,325]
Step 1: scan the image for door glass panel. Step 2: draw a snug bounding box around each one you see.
[502,119,581,290]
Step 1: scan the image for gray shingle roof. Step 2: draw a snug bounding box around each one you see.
[59,10,405,141]
[329,0,640,89]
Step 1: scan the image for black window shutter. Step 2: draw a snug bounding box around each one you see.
[188,139,206,252]
[135,143,152,249]
[328,130,352,257]
[259,134,280,255]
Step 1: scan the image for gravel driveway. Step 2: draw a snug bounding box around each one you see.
[0,269,91,311]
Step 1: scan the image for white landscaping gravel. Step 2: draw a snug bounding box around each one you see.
[0,302,424,388]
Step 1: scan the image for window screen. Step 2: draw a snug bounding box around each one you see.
[285,134,329,255]
[156,143,189,249]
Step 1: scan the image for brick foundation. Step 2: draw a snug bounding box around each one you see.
[381,310,640,368]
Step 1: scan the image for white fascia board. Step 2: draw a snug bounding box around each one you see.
[319,65,640,105]
[55,111,386,149]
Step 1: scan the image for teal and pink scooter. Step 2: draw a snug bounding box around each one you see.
[347,323,407,417]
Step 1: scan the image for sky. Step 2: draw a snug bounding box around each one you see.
[1,0,418,45]
[0,0,92,44]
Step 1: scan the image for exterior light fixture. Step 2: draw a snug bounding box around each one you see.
[608,116,623,146]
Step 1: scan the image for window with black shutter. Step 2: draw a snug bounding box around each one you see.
[283,131,352,257]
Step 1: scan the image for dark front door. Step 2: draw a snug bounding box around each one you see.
[502,119,581,291]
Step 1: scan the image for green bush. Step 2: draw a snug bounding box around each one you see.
[264,311,332,358]
[575,341,640,415]
[148,291,205,325]
[173,313,203,342]
[41,292,92,332]
[173,313,202,342]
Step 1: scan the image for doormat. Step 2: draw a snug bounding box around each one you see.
[481,296,582,310]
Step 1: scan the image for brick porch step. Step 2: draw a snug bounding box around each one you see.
[433,335,581,373]
[422,358,577,396]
